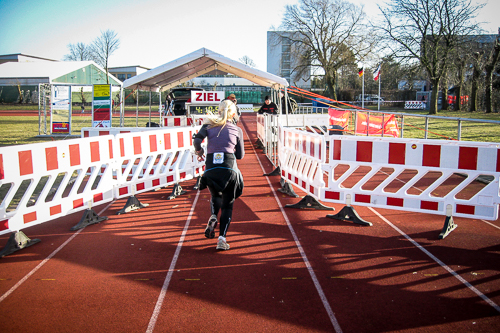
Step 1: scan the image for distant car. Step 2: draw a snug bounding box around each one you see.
[166,87,204,115]
[354,95,385,105]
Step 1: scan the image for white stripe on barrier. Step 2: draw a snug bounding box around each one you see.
[0,136,115,235]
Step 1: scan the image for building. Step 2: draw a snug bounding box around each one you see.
[0,53,57,65]
[267,31,311,89]
[108,66,150,82]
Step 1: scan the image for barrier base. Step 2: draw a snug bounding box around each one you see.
[71,209,108,231]
[285,195,335,210]
[117,195,149,215]
[255,138,264,149]
[264,166,281,177]
[326,206,372,226]
[193,176,201,190]
[277,178,299,198]
[0,231,41,258]
[438,216,457,239]
[167,184,187,200]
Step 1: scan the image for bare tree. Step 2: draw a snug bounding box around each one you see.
[378,0,483,114]
[278,0,376,100]
[484,31,500,113]
[63,42,94,61]
[91,29,120,84]
[239,55,256,67]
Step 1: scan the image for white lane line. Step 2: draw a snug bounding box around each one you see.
[241,121,343,333]
[0,203,113,304]
[480,219,500,230]
[368,206,500,314]
[146,190,200,333]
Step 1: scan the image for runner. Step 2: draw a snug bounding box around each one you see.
[193,99,245,250]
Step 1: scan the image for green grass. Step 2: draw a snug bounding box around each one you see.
[0,115,160,147]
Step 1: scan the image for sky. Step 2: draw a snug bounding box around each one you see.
[0,0,498,71]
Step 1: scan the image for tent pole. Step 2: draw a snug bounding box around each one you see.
[136,89,139,127]
[158,89,162,126]
[149,91,152,125]
[120,86,124,127]
[285,86,289,127]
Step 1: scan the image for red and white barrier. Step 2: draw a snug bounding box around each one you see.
[163,116,192,127]
[0,126,206,236]
[320,136,500,220]
[113,126,204,199]
[82,127,160,138]
[0,136,116,235]
[405,101,426,109]
[278,125,326,198]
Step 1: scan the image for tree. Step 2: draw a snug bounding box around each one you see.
[91,29,120,84]
[378,0,483,114]
[63,42,94,61]
[278,0,376,100]
[239,55,256,67]
[484,32,500,113]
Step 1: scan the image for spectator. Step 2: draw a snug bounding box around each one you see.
[258,96,278,114]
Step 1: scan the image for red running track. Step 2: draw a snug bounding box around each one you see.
[1,114,500,332]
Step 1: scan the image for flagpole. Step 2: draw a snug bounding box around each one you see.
[362,70,365,109]
[378,73,381,111]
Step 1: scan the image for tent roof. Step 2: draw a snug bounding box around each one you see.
[0,61,122,86]
[123,48,289,91]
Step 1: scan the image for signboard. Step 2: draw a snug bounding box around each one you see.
[190,91,224,104]
[92,84,112,127]
[51,85,71,134]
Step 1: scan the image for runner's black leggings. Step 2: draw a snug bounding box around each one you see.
[208,186,235,238]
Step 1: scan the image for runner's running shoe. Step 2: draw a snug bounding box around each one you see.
[216,238,230,250]
[205,215,217,239]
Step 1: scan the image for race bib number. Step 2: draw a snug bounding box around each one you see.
[213,152,224,164]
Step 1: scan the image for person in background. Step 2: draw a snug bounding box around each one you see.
[279,91,293,114]
[193,100,245,251]
[258,96,278,114]
[226,93,241,121]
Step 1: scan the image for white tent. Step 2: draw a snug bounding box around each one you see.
[123,48,289,91]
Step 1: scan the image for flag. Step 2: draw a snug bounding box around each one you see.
[358,67,364,77]
[373,63,382,81]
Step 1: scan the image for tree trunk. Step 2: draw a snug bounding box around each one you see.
[429,79,439,115]
[469,53,481,112]
[325,73,337,101]
[484,71,493,113]
[484,37,500,113]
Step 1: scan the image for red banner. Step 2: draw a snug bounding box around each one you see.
[328,108,349,128]
[356,113,400,138]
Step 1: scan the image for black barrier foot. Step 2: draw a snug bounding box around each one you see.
[167,183,187,200]
[264,166,280,177]
[255,138,264,149]
[117,195,149,215]
[438,216,457,239]
[0,231,41,258]
[71,209,108,231]
[277,178,299,198]
[285,195,335,210]
[193,176,201,190]
[326,206,372,226]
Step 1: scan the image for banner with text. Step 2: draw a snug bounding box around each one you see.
[92,84,112,128]
[51,85,71,134]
